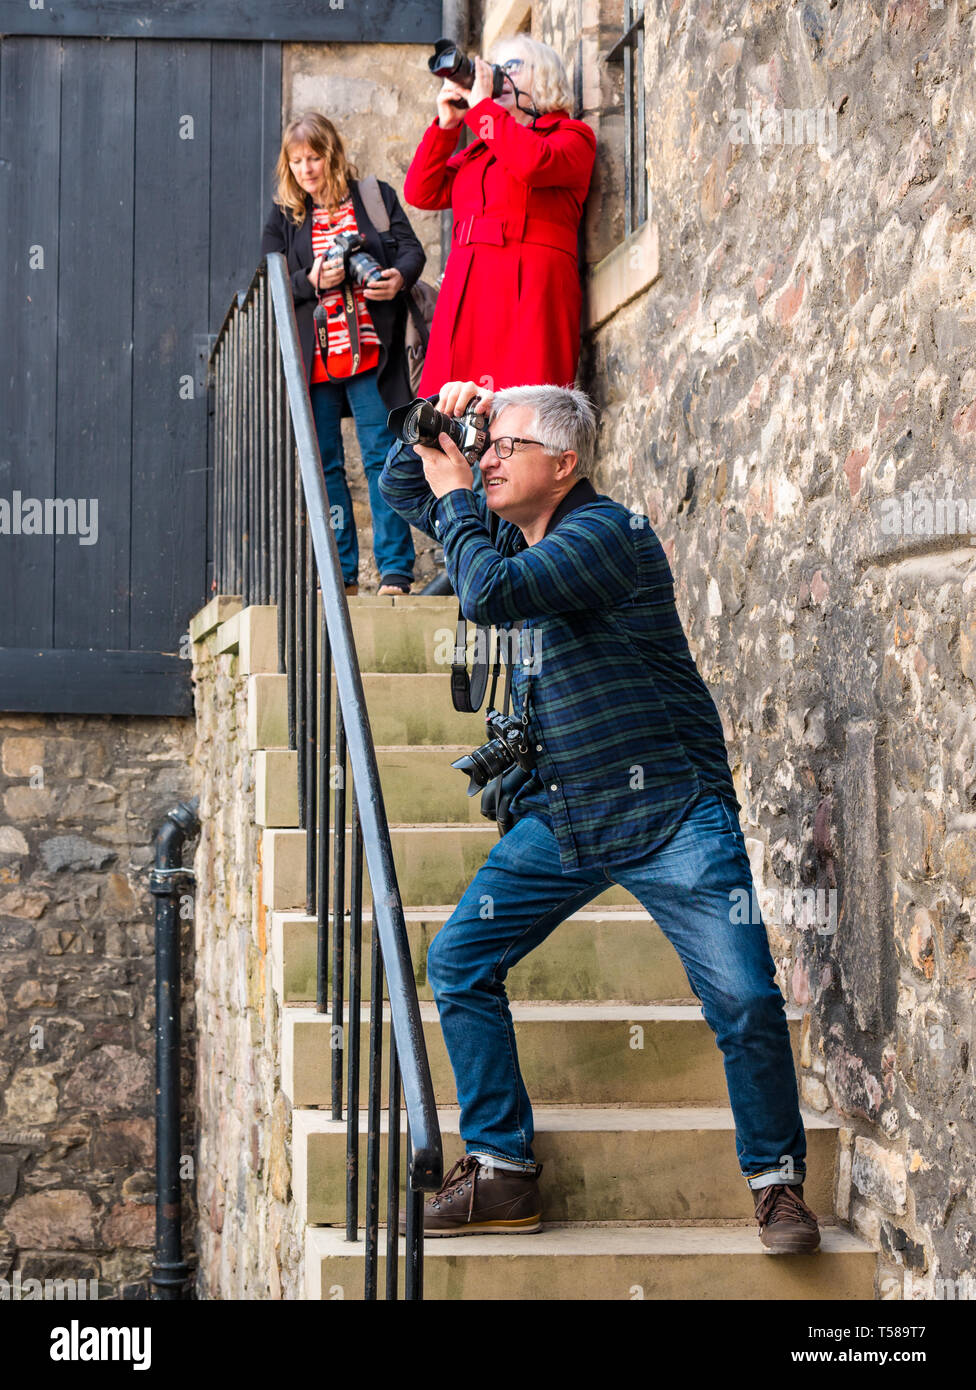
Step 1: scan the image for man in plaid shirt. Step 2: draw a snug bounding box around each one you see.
[380,379,820,1254]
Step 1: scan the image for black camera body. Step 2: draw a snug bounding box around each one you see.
[387,397,491,464]
[327,230,384,288]
[428,37,507,107]
[451,707,536,797]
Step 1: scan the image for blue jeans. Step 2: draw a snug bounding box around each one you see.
[310,372,415,586]
[426,792,807,1191]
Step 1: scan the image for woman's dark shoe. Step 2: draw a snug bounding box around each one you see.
[344,582,359,596]
[398,1153,543,1238]
[753,1182,821,1253]
[377,577,411,596]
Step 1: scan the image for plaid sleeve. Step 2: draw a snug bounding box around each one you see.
[379,437,496,544]
[434,489,638,624]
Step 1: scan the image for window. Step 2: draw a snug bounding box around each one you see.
[607,0,647,235]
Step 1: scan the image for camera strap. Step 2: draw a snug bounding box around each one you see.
[316,280,362,380]
[450,509,500,713]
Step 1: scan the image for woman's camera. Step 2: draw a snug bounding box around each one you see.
[387,397,491,464]
[451,708,536,796]
[327,231,384,287]
[428,38,506,107]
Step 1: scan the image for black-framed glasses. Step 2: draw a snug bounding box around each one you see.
[499,57,527,74]
[487,435,546,459]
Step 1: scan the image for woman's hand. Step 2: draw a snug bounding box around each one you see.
[469,57,496,109]
[436,78,467,129]
[307,254,345,292]
[363,267,404,301]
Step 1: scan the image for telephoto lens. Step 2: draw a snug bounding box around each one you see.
[329,231,383,287]
[428,37,506,104]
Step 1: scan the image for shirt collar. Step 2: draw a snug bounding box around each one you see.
[543,477,600,537]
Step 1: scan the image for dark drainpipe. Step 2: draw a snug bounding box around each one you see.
[148,796,200,1300]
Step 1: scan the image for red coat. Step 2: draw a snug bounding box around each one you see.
[404,98,596,395]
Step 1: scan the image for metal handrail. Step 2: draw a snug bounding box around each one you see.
[209,254,442,1300]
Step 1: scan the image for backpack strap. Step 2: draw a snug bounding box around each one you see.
[356,174,391,234]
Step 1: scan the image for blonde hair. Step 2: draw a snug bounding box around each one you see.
[274,111,359,226]
[488,35,573,116]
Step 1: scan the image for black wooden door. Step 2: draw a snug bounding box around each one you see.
[0,37,281,714]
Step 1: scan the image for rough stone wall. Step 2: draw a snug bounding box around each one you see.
[190,632,303,1300]
[283,42,448,592]
[0,713,195,1299]
[528,0,976,1293]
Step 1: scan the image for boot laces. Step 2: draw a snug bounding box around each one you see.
[756,1182,818,1230]
[430,1154,482,1222]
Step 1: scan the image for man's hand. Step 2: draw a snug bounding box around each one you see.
[363,267,404,301]
[436,380,494,418]
[414,433,475,499]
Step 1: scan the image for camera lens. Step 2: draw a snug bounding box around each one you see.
[400,401,447,445]
[429,41,475,89]
[451,738,516,796]
[347,249,384,286]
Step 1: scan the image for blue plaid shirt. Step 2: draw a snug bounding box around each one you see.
[379,442,741,872]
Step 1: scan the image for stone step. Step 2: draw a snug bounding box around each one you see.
[198,595,508,681]
[262,825,637,912]
[293,1105,839,1226]
[271,908,695,1004]
[247,671,488,751]
[305,1223,877,1301]
[348,595,470,675]
[256,747,490,828]
[281,1003,802,1109]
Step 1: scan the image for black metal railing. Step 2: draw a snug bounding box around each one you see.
[210,254,442,1299]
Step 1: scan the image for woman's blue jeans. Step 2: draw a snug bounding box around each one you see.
[426,792,807,1191]
[310,372,415,586]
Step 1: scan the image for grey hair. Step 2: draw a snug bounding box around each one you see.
[490,384,598,478]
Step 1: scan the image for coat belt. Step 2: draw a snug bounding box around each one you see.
[452,213,577,257]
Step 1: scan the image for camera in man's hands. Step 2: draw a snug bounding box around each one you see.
[451,708,536,797]
[387,397,491,464]
[428,37,506,107]
[327,231,384,287]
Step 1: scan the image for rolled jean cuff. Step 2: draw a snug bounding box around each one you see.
[746,1166,806,1191]
[466,1146,536,1171]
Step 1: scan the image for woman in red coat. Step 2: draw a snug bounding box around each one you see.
[404,35,596,395]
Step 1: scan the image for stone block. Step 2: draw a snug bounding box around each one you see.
[5,1189,96,1249]
[852,1136,908,1215]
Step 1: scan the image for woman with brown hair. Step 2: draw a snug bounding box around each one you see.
[261,112,426,595]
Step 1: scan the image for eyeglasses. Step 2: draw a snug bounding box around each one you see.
[499,58,526,74]
[487,435,546,459]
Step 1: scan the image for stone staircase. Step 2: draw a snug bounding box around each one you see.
[248,595,877,1300]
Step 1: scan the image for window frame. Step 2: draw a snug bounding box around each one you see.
[607,0,647,236]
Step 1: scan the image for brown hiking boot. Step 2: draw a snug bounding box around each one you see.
[753,1182,821,1253]
[398,1154,543,1238]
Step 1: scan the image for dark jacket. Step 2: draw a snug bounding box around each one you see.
[260,179,426,412]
